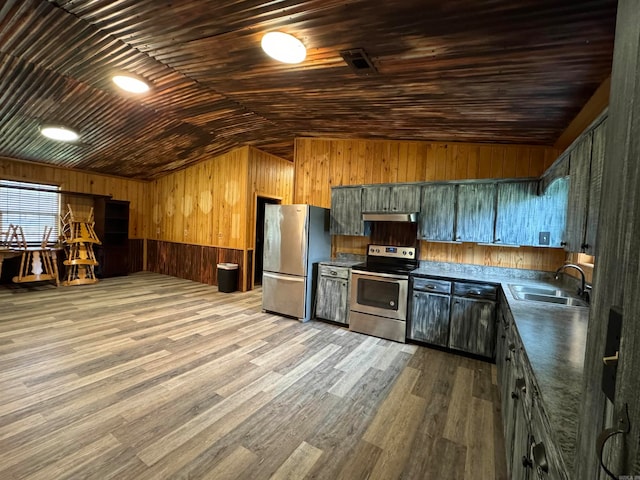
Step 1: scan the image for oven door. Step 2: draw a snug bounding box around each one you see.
[350,270,408,321]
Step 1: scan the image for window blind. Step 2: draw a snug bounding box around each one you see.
[0,180,60,246]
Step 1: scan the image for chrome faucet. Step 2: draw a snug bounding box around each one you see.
[554,263,587,298]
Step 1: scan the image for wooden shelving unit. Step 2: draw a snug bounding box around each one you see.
[94,199,130,278]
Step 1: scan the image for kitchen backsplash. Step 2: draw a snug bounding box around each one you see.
[332,235,567,272]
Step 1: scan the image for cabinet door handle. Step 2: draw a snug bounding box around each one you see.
[581,243,589,250]
[602,351,619,366]
[560,241,567,246]
[330,270,337,276]
[532,442,549,473]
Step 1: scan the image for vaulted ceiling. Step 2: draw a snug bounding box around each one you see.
[0,1,617,180]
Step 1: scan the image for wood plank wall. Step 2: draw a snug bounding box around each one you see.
[246,147,295,249]
[293,137,565,271]
[146,240,244,290]
[147,147,248,249]
[0,156,147,239]
[129,239,145,273]
[146,146,294,290]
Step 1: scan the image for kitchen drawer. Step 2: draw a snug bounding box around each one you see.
[412,277,451,294]
[453,281,497,300]
[318,265,350,280]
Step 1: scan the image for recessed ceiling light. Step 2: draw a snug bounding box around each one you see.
[261,32,306,64]
[40,125,79,142]
[112,74,150,94]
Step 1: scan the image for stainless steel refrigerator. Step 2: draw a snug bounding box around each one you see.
[262,204,331,322]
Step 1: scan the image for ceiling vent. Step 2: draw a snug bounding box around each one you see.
[340,48,378,75]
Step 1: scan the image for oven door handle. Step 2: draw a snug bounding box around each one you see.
[351,270,408,281]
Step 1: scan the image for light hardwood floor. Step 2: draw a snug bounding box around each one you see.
[0,272,507,480]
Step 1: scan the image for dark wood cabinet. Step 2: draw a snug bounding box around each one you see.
[94,199,130,278]
[418,184,457,241]
[315,265,350,324]
[448,283,497,358]
[409,276,496,358]
[330,187,367,236]
[408,277,452,346]
[456,183,496,243]
[536,177,569,248]
[333,176,570,249]
[584,121,605,255]
[564,118,606,254]
[565,132,592,253]
[496,296,569,480]
[495,181,539,246]
[362,184,421,213]
[530,399,566,479]
[495,180,569,248]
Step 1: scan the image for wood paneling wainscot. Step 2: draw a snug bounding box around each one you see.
[0,156,148,240]
[147,146,293,290]
[294,137,564,271]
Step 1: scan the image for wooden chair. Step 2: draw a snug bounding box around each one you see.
[12,225,59,287]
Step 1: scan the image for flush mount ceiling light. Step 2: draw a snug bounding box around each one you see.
[39,125,79,142]
[261,31,306,64]
[112,74,150,94]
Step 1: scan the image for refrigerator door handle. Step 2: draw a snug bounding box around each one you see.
[263,272,305,282]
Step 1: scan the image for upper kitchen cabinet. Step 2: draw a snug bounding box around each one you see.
[456,184,496,243]
[495,181,539,246]
[495,180,569,247]
[536,177,569,248]
[584,121,605,254]
[419,184,457,241]
[361,184,421,213]
[563,117,607,254]
[565,131,592,252]
[330,186,368,236]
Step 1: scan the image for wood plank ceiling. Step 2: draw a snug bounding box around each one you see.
[0,0,617,180]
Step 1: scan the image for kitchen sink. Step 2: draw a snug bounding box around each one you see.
[509,284,589,307]
[509,285,569,297]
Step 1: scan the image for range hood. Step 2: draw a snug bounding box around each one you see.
[362,212,418,222]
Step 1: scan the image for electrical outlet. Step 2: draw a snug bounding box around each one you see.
[539,231,550,246]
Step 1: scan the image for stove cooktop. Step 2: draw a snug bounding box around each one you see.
[352,244,419,276]
[351,262,417,276]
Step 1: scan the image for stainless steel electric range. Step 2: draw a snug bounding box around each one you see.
[349,244,418,343]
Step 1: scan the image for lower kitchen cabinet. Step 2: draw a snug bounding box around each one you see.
[449,296,497,357]
[496,297,569,480]
[315,265,350,324]
[448,282,497,358]
[408,276,496,359]
[529,399,566,479]
[408,277,452,346]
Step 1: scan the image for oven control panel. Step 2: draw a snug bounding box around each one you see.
[368,245,415,259]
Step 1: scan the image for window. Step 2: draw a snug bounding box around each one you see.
[0,180,60,246]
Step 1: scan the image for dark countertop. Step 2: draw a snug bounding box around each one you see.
[319,260,362,268]
[411,262,588,474]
